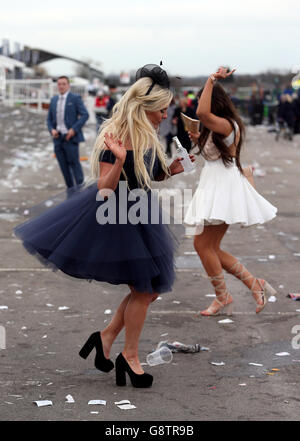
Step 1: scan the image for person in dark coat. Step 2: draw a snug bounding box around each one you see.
[173,97,195,153]
[47,76,89,188]
[293,90,300,134]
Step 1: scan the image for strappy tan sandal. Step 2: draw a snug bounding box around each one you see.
[228,261,277,314]
[199,273,233,317]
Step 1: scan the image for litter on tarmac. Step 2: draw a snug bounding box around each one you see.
[33,400,53,407]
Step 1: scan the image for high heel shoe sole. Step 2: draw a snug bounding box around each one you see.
[79,332,114,372]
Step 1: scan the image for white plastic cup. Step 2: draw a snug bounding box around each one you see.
[146,346,173,366]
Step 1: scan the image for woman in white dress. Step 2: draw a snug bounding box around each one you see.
[185,67,277,316]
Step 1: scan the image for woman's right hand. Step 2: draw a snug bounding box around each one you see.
[104,132,127,163]
[188,130,200,144]
[213,66,236,80]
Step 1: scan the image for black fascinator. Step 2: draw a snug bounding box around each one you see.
[135,62,170,96]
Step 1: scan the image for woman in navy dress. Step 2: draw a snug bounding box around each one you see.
[14,64,195,388]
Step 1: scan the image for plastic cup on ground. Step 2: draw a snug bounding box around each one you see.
[146,346,173,366]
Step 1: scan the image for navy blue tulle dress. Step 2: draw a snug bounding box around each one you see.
[14,149,177,294]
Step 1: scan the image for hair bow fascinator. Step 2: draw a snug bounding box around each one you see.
[135,63,171,95]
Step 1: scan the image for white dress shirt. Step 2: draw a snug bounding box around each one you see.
[56,91,69,134]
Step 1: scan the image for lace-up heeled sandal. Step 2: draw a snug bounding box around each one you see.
[228,261,277,314]
[199,273,233,317]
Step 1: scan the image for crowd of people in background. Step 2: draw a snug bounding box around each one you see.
[93,82,300,158]
[276,90,300,138]
[247,87,300,140]
[94,84,121,132]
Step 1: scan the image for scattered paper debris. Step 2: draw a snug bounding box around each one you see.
[0,306,8,310]
[211,362,225,366]
[58,306,69,311]
[117,404,136,410]
[253,168,266,177]
[104,309,112,315]
[218,318,234,324]
[33,400,53,407]
[88,399,107,406]
[268,296,277,303]
[249,363,263,367]
[275,352,290,357]
[115,399,136,410]
[205,294,216,298]
[115,400,130,405]
[268,255,276,260]
[161,333,168,337]
[15,290,23,294]
[173,300,181,304]
[65,395,75,403]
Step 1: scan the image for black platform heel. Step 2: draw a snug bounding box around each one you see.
[115,353,153,388]
[79,332,114,373]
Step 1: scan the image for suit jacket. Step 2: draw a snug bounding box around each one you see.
[47,92,89,143]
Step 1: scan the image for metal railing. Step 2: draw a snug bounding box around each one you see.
[3,79,88,111]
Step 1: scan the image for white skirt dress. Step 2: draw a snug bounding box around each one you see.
[184,157,277,235]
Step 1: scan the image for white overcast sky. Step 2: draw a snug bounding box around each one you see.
[1,0,299,77]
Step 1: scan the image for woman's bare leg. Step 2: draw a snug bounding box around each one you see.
[122,289,158,374]
[101,291,131,359]
[194,224,233,314]
[194,224,228,276]
[101,287,158,372]
[214,237,264,306]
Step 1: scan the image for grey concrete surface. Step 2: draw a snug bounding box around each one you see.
[0,105,300,421]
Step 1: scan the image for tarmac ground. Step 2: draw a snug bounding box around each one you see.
[0,104,300,422]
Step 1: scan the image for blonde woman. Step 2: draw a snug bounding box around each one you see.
[14,64,194,388]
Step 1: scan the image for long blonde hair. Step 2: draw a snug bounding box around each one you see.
[89,77,173,189]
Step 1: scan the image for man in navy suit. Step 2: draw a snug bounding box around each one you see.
[47,76,89,188]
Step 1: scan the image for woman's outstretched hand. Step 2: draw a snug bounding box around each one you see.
[213,66,236,79]
[169,154,196,176]
[104,132,127,163]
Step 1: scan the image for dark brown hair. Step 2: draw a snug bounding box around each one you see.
[57,76,70,83]
[196,83,245,174]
